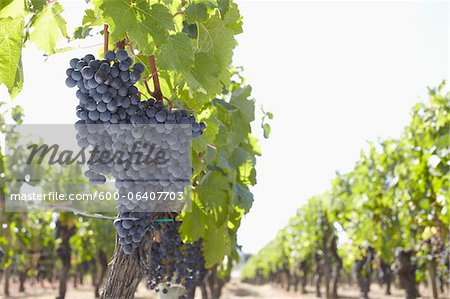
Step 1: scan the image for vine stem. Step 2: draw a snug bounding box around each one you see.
[149,55,163,101]
[103,24,109,54]
[173,10,185,18]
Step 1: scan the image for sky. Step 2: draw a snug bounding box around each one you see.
[1,1,448,254]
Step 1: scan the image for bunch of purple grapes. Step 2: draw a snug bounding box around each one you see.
[66,49,144,124]
[146,221,206,298]
[66,50,206,255]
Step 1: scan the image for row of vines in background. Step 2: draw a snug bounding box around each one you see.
[241,83,449,299]
[0,0,270,298]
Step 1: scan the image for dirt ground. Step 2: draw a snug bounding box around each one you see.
[0,279,448,299]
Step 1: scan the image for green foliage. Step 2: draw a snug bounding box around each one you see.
[0,16,23,97]
[0,0,69,97]
[29,2,67,54]
[0,0,262,271]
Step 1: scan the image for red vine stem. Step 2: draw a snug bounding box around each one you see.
[148,55,163,101]
[115,40,126,50]
[103,24,109,53]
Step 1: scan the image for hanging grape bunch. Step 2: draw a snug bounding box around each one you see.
[66,49,207,298]
[66,48,206,248]
[146,219,206,298]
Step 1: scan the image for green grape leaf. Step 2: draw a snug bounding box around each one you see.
[233,182,253,213]
[0,16,23,97]
[186,2,208,23]
[82,9,103,26]
[203,224,229,267]
[229,147,252,168]
[217,0,230,17]
[30,3,67,54]
[185,53,221,95]
[157,33,194,72]
[150,3,174,31]
[213,98,237,112]
[179,197,209,241]
[0,0,25,18]
[101,0,172,54]
[197,14,236,68]
[198,170,230,225]
[223,3,242,34]
[230,86,254,123]
[193,109,219,152]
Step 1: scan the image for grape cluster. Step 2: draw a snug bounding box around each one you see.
[66,49,144,124]
[114,212,152,254]
[146,221,206,298]
[66,50,206,255]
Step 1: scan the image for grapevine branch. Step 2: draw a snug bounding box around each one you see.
[173,10,185,18]
[103,24,109,53]
[148,55,163,101]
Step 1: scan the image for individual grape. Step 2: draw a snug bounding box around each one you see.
[107,99,118,112]
[118,86,128,97]
[116,49,128,61]
[69,58,79,69]
[81,66,95,80]
[65,77,77,88]
[128,86,138,95]
[87,79,99,89]
[130,71,140,83]
[143,109,154,119]
[155,111,167,123]
[79,111,88,120]
[110,67,119,78]
[111,78,122,89]
[123,244,133,255]
[99,62,110,73]
[102,93,112,103]
[97,102,107,113]
[88,110,100,121]
[119,61,130,71]
[94,71,108,84]
[130,94,140,105]
[85,99,96,111]
[120,71,130,83]
[92,91,102,103]
[71,71,82,81]
[100,111,111,122]
[110,114,119,124]
[133,62,145,73]
[96,84,108,94]
[105,50,116,62]
[192,122,200,132]
[122,97,131,109]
